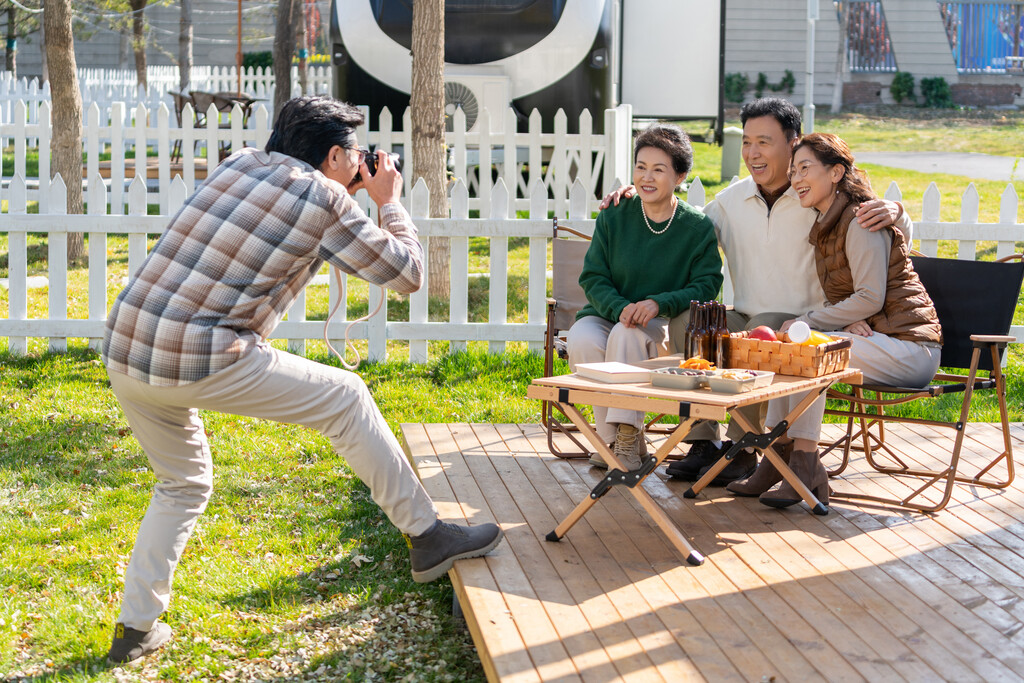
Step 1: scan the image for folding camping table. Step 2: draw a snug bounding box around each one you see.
[526,355,862,565]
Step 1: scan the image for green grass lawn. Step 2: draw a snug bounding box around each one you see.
[3,110,1024,680]
[0,348,544,682]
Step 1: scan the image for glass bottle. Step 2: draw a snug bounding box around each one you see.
[689,302,708,359]
[715,302,730,368]
[700,302,714,360]
[683,300,699,358]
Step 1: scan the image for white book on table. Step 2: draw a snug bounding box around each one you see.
[574,361,651,383]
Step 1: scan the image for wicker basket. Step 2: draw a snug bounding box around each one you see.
[726,332,852,378]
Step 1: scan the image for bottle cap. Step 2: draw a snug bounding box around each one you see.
[787,320,811,344]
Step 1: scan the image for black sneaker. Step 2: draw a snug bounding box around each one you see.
[666,440,729,481]
[408,520,504,583]
[697,448,758,486]
[106,622,172,664]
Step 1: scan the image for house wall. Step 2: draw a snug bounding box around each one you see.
[880,0,958,78]
[725,0,1024,108]
[724,0,842,106]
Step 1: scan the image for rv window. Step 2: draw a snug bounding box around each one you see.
[392,0,565,16]
[445,1,539,11]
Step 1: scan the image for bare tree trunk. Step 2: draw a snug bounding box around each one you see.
[5,7,16,76]
[129,0,147,89]
[39,13,47,81]
[179,0,193,92]
[44,0,84,263]
[273,0,298,121]
[412,0,449,299]
[118,26,131,71]
[832,1,848,114]
[296,0,308,95]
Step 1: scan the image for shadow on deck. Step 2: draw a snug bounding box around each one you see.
[401,422,1024,682]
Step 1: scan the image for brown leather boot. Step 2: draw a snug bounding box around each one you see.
[726,442,793,497]
[759,449,829,509]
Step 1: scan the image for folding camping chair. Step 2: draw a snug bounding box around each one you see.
[821,254,1024,513]
[189,90,232,159]
[542,219,593,457]
[541,218,677,458]
[168,90,190,163]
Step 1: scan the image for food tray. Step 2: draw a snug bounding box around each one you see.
[706,369,775,394]
[650,367,711,390]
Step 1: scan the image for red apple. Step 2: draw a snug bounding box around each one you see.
[748,325,778,342]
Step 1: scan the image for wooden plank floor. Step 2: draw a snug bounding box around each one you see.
[402,422,1024,683]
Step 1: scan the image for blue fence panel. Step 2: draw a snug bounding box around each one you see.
[939,2,1024,73]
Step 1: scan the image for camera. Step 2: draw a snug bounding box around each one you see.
[364,150,402,177]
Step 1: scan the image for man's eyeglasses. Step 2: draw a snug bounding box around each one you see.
[345,147,372,163]
[788,161,824,180]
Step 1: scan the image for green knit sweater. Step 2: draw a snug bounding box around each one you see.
[577,195,723,322]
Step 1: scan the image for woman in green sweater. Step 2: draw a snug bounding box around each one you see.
[569,124,723,469]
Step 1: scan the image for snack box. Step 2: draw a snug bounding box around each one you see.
[706,369,775,394]
[650,367,711,391]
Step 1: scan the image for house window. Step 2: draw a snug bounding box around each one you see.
[939,1,1024,73]
[843,1,898,72]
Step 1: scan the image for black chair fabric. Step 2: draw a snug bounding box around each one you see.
[911,255,1024,371]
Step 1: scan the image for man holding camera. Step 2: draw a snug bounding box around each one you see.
[101,96,503,664]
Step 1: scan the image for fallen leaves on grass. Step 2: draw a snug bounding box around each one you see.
[5,593,475,682]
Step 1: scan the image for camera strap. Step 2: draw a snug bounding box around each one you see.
[323,266,384,371]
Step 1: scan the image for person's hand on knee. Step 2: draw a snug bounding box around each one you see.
[619,303,638,328]
[631,299,660,327]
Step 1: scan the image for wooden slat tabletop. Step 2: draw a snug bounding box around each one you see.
[404,422,1024,682]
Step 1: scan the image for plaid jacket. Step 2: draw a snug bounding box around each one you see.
[102,148,423,386]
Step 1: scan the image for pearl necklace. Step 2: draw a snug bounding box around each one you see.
[641,196,677,235]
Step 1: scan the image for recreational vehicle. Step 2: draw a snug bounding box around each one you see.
[329,0,724,134]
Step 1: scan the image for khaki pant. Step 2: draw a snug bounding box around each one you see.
[668,308,797,442]
[107,342,438,631]
[567,315,669,443]
[767,332,942,442]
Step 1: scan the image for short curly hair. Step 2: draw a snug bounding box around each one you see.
[632,123,693,176]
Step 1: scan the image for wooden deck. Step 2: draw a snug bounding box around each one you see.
[402,422,1024,682]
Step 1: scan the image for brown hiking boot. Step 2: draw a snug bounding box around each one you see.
[727,442,794,496]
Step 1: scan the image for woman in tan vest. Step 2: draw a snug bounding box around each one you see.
[728,133,943,509]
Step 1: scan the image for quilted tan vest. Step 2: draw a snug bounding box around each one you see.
[808,193,942,344]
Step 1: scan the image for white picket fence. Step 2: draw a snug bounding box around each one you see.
[0,99,633,215]
[2,171,1022,360]
[0,65,332,131]
[74,65,330,98]
[0,172,595,358]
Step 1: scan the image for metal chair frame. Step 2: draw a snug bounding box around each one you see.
[541,218,675,458]
[821,253,1023,513]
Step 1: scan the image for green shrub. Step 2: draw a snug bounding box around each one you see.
[920,76,954,108]
[778,69,796,95]
[754,70,796,99]
[243,51,273,70]
[724,72,749,102]
[890,71,915,103]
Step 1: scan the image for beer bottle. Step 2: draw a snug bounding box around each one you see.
[700,302,714,360]
[715,302,730,368]
[690,302,709,360]
[683,300,699,358]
